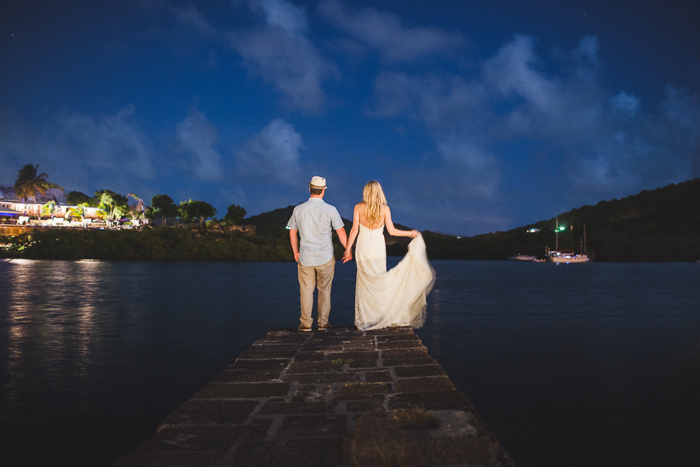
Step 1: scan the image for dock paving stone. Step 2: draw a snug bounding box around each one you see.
[231,437,346,467]
[394,364,447,378]
[238,349,298,359]
[359,369,393,382]
[389,390,476,411]
[115,448,226,467]
[161,399,259,425]
[212,368,283,382]
[276,414,348,438]
[334,382,392,400]
[342,398,385,412]
[229,358,290,369]
[394,375,456,393]
[291,351,328,362]
[257,401,330,415]
[383,354,437,366]
[328,350,379,360]
[291,384,334,402]
[192,381,290,399]
[114,326,511,466]
[301,342,344,352]
[381,347,430,358]
[377,339,426,350]
[287,360,336,373]
[283,371,361,384]
[152,424,268,451]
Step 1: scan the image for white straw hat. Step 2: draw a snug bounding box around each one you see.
[309,176,327,189]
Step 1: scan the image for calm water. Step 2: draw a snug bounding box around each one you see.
[1,259,699,466]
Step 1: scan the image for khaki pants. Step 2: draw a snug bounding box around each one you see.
[297,257,335,327]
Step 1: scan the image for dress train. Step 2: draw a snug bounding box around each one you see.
[354,224,435,330]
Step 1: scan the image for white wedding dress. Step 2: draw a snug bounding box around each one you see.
[354,223,435,330]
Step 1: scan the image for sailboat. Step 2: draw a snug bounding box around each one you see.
[546,219,590,263]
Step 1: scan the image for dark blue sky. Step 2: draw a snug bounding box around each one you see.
[2,0,699,235]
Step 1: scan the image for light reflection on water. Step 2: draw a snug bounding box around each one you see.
[1,259,700,466]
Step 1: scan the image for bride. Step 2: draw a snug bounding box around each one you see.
[343,181,435,330]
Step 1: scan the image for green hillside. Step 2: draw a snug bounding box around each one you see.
[423,178,700,262]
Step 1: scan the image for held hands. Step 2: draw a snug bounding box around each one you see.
[342,249,353,263]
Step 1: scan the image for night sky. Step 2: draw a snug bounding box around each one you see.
[2,0,699,236]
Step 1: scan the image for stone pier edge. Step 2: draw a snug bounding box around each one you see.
[115,326,513,466]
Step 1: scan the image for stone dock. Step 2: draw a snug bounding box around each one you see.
[115,326,513,466]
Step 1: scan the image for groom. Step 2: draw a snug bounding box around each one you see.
[288,176,348,332]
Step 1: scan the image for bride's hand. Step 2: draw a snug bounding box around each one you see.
[410,230,419,238]
[342,250,353,263]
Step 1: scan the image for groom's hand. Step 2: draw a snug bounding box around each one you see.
[342,250,352,263]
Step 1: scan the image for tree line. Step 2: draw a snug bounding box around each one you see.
[8,163,247,227]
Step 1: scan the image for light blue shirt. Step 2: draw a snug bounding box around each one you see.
[288,198,344,266]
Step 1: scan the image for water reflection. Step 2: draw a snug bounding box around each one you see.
[3,260,109,400]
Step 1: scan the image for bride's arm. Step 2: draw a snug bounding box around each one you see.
[343,204,361,262]
[384,206,418,238]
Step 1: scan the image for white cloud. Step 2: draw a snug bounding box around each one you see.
[45,106,155,184]
[171,0,333,113]
[482,35,565,118]
[244,0,308,36]
[610,91,641,118]
[169,4,218,38]
[229,26,333,112]
[0,106,156,195]
[174,110,223,180]
[318,0,466,63]
[235,118,303,184]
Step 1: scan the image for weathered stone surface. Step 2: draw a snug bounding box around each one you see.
[360,369,393,382]
[287,360,336,373]
[231,437,346,467]
[394,375,456,394]
[257,401,329,415]
[114,326,511,467]
[351,410,514,467]
[275,414,348,438]
[334,382,392,400]
[284,371,361,384]
[394,364,447,378]
[212,367,284,382]
[192,381,290,399]
[230,358,290,369]
[389,390,475,411]
[160,399,259,425]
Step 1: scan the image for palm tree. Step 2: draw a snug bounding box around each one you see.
[98,191,129,228]
[127,193,145,223]
[41,200,57,218]
[66,202,89,223]
[66,202,106,227]
[14,164,50,216]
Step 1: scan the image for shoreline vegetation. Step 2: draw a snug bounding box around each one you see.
[2,178,699,262]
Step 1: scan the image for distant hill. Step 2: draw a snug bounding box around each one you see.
[245,179,700,262]
[421,178,700,262]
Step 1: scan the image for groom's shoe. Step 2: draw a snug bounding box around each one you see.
[298,325,312,332]
[318,323,332,331]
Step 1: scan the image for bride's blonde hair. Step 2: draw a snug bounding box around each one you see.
[362,180,387,228]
